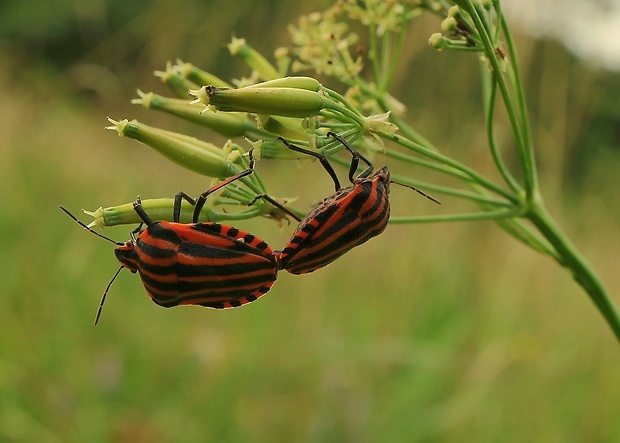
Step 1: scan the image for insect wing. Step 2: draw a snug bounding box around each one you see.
[278,173,390,274]
[133,222,277,308]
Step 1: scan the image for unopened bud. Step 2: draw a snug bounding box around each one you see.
[447,6,460,18]
[441,17,458,33]
[228,37,280,80]
[106,118,233,178]
[154,63,200,99]
[174,61,232,88]
[133,91,248,137]
[428,33,449,50]
[190,85,325,118]
[85,198,211,227]
[261,116,313,143]
[245,76,321,91]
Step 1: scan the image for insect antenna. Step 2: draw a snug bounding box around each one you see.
[390,181,441,205]
[59,206,125,246]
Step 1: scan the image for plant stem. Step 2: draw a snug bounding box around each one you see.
[356,80,435,149]
[368,22,381,84]
[463,1,619,339]
[390,206,523,223]
[384,133,518,202]
[494,217,560,260]
[499,10,537,192]
[390,173,514,207]
[482,72,522,193]
[465,1,536,195]
[384,15,408,91]
[527,195,620,341]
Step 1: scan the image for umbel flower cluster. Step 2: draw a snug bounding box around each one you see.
[68,0,619,341]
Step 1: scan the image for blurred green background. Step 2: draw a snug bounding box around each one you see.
[1,1,619,442]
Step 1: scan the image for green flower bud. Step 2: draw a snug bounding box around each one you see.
[428,33,449,50]
[228,37,280,80]
[106,118,233,178]
[441,17,458,33]
[244,76,321,91]
[274,47,291,76]
[174,60,232,88]
[86,191,300,227]
[85,198,213,227]
[132,91,248,137]
[190,86,325,118]
[154,62,200,99]
[260,116,313,143]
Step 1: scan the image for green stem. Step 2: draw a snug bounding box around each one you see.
[380,99,436,149]
[390,206,523,224]
[494,217,560,260]
[321,86,366,121]
[382,148,473,182]
[383,133,517,202]
[464,1,536,195]
[390,173,513,207]
[328,152,494,206]
[384,17,407,91]
[379,31,391,91]
[368,22,381,84]
[482,71,522,193]
[320,104,365,127]
[355,79,435,149]
[527,196,620,341]
[499,12,538,193]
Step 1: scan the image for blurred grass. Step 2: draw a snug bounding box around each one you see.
[1,1,620,442]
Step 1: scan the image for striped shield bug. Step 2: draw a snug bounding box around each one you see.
[60,152,289,324]
[275,132,440,274]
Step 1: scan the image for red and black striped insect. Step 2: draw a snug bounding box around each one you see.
[60,154,286,324]
[275,132,440,274]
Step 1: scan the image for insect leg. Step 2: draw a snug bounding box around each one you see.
[278,137,341,191]
[248,194,303,223]
[132,196,153,226]
[173,192,197,223]
[327,132,374,182]
[192,151,256,223]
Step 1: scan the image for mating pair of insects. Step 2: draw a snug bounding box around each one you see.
[61,133,439,324]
